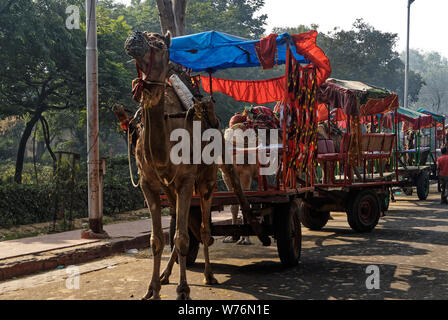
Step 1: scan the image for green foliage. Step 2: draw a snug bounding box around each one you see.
[274,20,425,105]
[0,155,145,228]
[0,161,53,185]
[407,49,448,113]
[185,0,267,39]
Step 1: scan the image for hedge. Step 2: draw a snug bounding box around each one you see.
[0,182,146,228]
[0,156,146,228]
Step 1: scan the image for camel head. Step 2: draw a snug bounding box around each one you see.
[125,31,171,83]
[192,97,219,129]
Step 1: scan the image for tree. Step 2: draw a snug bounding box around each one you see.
[0,0,135,183]
[274,20,425,104]
[0,0,86,183]
[156,0,187,36]
[408,49,448,113]
[185,0,267,39]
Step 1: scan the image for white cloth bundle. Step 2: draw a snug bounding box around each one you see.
[169,74,194,109]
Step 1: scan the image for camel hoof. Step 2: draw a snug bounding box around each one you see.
[176,293,192,300]
[142,289,160,300]
[222,236,237,243]
[176,282,191,300]
[160,273,170,285]
[236,237,252,245]
[204,275,219,285]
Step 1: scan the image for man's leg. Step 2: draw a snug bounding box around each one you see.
[441,176,447,204]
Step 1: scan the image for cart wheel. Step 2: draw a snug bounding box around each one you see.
[403,187,413,196]
[274,199,302,267]
[169,214,200,267]
[416,171,430,200]
[347,191,381,233]
[298,201,330,230]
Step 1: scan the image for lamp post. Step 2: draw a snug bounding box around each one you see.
[404,0,415,109]
[83,0,107,238]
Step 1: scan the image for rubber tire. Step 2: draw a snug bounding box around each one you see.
[347,191,381,233]
[169,215,200,267]
[298,202,330,230]
[274,199,302,267]
[416,171,430,200]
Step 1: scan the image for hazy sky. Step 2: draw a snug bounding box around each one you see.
[115,0,448,57]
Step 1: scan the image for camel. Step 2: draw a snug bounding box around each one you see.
[124,30,250,300]
[220,123,258,245]
[220,111,280,245]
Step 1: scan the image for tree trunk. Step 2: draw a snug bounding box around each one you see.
[156,0,177,36]
[173,0,187,36]
[156,0,187,37]
[14,111,42,183]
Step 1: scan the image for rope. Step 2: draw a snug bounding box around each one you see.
[127,128,140,188]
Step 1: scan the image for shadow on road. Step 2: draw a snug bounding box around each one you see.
[184,204,448,300]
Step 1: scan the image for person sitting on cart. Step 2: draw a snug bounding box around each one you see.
[437,147,448,204]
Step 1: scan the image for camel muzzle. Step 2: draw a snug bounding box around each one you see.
[125,31,151,59]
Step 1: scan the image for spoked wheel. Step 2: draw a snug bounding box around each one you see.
[274,199,302,267]
[416,171,430,200]
[169,213,200,267]
[347,191,381,233]
[298,201,330,230]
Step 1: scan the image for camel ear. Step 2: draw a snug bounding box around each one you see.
[164,31,172,47]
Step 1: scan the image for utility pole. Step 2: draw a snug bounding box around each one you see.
[83,0,107,238]
[404,0,415,108]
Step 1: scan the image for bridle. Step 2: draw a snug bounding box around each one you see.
[131,44,167,103]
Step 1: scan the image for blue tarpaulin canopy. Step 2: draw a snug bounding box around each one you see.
[169,31,310,72]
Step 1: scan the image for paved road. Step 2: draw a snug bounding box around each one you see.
[1,185,447,300]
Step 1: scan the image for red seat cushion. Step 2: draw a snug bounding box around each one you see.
[318,153,341,161]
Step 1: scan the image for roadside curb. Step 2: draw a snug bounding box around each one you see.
[0,218,232,281]
[0,230,162,282]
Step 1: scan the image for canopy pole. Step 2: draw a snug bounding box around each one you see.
[394,109,399,182]
[208,72,213,98]
[444,119,446,146]
[282,44,290,189]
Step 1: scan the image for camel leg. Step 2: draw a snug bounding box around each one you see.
[174,174,195,300]
[222,205,239,243]
[140,179,164,300]
[221,167,239,243]
[159,185,177,285]
[237,170,253,245]
[199,178,219,285]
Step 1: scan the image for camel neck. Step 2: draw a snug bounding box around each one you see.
[143,86,169,166]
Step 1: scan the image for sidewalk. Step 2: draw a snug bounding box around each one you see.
[0,211,232,281]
